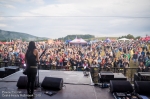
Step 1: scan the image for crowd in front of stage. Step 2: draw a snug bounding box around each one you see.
[0,40,150,72]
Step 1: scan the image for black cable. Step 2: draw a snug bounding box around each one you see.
[39,48,47,59]
[63,85,66,88]
[37,48,47,87]
[63,82,90,85]
[0,16,150,18]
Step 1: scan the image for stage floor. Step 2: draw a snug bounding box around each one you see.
[0,70,114,99]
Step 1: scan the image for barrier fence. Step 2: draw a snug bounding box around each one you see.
[91,67,150,83]
[0,61,150,83]
[39,65,149,83]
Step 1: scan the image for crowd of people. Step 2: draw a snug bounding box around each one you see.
[0,39,150,72]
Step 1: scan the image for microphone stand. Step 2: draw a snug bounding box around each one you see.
[37,49,47,87]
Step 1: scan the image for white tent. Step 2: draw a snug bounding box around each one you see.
[118,38,130,41]
[69,38,87,44]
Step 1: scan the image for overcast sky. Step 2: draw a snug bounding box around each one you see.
[0,0,150,39]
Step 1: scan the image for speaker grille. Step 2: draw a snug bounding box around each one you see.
[110,80,133,93]
[134,81,150,95]
[16,76,38,89]
[16,76,27,88]
[41,77,63,90]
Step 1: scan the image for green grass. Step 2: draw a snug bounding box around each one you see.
[95,37,118,40]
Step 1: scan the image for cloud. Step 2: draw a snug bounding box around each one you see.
[4,4,16,9]
[0,0,26,4]
[0,0,150,38]
[9,0,26,3]
[0,17,5,21]
[29,4,83,16]
[56,0,150,16]
[30,0,45,5]
[109,19,133,27]
[14,0,150,19]
[0,24,7,27]
[10,12,35,20]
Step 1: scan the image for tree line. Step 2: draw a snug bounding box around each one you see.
[58,34,95,41]
[118,34,141,40]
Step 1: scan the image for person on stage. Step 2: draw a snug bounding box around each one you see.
[25,41,39,98]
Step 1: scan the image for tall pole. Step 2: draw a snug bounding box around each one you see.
[91,42,92,51]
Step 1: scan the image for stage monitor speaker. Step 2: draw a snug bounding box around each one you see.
[41,77,63,90]
[16,76,38,89]
[100,71,114,79]
[0,68,6,78]
[134,73,140,81]
[134,81,150,95]
[110,80,133,93]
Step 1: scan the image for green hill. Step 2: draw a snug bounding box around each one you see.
[0,29,48,41]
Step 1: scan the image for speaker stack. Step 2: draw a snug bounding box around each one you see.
[41,77,63,90]
[110,80,150,98]
[110,80,134,99]
[110,80,133,93]
[16,76,38,89]
[134,81,150,95]
[17,76,63,90]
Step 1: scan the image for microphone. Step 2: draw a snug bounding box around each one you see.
[39,49,45,58]
[39,46,48,59]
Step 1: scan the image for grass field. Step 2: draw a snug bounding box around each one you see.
[87,37,118,40]
[95,37,118,40]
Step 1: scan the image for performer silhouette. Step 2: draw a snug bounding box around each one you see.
[25,41,39,98]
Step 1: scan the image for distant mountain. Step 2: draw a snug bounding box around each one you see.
[0,29,48,41]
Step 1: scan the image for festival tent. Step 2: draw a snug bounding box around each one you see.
[2,42,8,44]
[140,36,150,41]
[1,41,15,45]
[140,37,145,41]
[0,42,3,45]
[89,40,99,44]
[104,38,111,43]
[118,38,130,41]
[69,38,87,44]
[65,40,71,44]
